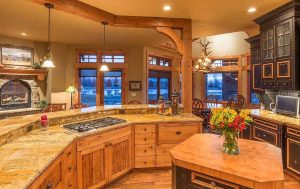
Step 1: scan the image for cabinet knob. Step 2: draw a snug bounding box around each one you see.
[68,152,72,156]
[68,166,72,171]
[144,138,147,141]
[109,143,112,146]
[176,131,182,135]
[105,144,108,147]
[144,150,147,153]
[46,182,53,189]
[144,161,147,164]
[210,181,216,187]
[144,128,147,131]
[68,184,72,188]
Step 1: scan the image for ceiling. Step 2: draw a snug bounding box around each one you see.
[80,0,291,36]
[0,0,170,46]
[0,0,291,46]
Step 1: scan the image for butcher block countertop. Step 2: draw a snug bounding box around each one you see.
[0,111,202,189]
[250,109,300,128]
[170,134,284,189]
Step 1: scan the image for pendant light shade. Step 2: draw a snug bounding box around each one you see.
[100,64,109,72]
[42,3,55,68]
[42,59,55,68]
[100,21,109,72]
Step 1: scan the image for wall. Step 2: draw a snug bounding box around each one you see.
[193,31,251,102]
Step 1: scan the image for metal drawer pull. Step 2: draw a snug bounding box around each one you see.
[210,181,216,187]
[176,131,182,135]
[46,182,53,189]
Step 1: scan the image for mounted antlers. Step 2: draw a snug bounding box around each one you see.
[199,40,213,56]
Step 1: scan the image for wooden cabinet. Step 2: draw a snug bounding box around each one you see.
[251,117,282,148]
[251,1,300,90]
[286,126,300,176]
[77,126,132,189]
[246,35,263,92]
[28,142,77,189]
[134,122,202,168]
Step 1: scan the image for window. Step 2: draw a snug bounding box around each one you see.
[205,72,238,101]
[104,71,122,105]
[148,70,171,103]
[101,54,125,63]
[78,54,97,63]
[79,69,97,106]
[212,59,238,67]
[148,55,171,67]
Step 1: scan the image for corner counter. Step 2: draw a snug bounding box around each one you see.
[170,134,284,189]
[0,105,202,189]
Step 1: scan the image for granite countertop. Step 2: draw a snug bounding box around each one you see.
[0,113,202,189]
[249,109,300,128]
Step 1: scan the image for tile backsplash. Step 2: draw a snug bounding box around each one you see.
[258,90,300,110]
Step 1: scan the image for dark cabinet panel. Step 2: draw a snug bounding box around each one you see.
[251,1,300,90]
[286,127,300,176]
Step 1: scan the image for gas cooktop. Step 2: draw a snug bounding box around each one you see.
[63,117,126,133]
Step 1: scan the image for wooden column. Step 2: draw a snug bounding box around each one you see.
[156,25,193,113]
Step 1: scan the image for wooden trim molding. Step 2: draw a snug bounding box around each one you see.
[276,60,291,78]
[262,63,274,79]
[0,68,48,81]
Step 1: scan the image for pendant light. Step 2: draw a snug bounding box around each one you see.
[193,37,215,73]
[100,21,109,72]
[42,3,55,68]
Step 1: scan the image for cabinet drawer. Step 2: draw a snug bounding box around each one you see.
[156,155,172,167]
[40,162,63,189]
[189,172,240,189]
[156,144,177,156]
[135,124,156,133]
[287,127,300,138]
[253,126,278,146]
[135,156,156,168]
[135,144,155,156]
[287,137,300,175]
[135,133,156,145]
[158,124,198,144]
[253,118,279,131]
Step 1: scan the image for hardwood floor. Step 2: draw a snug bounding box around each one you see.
[105,168,300,189]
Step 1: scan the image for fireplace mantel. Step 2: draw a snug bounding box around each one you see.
[0,68,48,81]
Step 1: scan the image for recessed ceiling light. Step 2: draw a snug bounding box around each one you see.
[163,5,171,11]
[21,33,27,36]
[248,7,257,13]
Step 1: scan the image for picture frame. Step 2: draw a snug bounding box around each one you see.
[1,44,33,67]
[129,81,142,91]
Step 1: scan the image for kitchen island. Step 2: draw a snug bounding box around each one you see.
[0,105,203,189]
[170,134,284,189]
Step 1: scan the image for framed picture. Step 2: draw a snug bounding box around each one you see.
[129,81,142,91]
[1,44,33,67]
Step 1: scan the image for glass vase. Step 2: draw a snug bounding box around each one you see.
[222,131,240,155]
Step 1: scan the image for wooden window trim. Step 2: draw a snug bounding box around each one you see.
[148,55,172,68]
[75,49,128,106]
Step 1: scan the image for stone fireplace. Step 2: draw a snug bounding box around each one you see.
[0,79,40,110]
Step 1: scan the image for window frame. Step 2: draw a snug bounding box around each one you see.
[148,70,172,104]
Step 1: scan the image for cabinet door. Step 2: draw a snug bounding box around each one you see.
[276,20,291,58]
[287,137,300,175]
[252,126,278,146]
[77,144,106,189]
[252,64,262,91]
[108,135,132,181]
[262,28,274,61]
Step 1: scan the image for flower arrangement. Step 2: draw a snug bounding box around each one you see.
[210,108,253,155]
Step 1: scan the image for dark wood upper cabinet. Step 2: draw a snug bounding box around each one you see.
[247,0,300,90]
[246,35,263,92]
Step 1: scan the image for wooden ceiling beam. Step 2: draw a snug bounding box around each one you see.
[28,0,117,24]
[28,0,190,28]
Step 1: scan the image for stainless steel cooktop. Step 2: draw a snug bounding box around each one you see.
[63,117,126,133]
